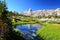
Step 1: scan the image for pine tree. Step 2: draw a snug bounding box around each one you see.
[0,0,25,40]
[0,0,13,40]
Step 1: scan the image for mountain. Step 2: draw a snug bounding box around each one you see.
[21,8,60,17]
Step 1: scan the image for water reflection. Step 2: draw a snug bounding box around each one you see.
[16,23,42,40]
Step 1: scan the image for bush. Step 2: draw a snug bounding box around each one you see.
[4,28,25,40]
[0,38,3,40]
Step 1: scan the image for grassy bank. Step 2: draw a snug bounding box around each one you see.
[36,23,60,40]
[12,17,38,26]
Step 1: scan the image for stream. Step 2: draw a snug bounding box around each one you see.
[16,23,42,40]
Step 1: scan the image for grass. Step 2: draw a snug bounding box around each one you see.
[36,23,60,40]
[12,17,38,26]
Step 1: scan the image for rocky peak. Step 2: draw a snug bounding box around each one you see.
[22,8,60,17]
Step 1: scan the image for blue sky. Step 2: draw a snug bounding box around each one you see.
[6,0,60,12]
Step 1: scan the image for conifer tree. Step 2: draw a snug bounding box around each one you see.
[0,0,25,40]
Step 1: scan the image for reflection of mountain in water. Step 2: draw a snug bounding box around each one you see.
[21,31,35,40]
[16,23,42,40]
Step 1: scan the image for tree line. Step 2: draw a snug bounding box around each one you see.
[0,0,25,40]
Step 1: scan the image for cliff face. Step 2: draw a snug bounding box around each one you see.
[22,8,60,17]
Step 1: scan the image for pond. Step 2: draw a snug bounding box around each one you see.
[16,23,42,40]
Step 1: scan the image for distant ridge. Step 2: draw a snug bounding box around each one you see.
[21,8,60,17]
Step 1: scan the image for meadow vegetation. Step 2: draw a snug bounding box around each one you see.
[36,21,60,40]
[12,17,38,27]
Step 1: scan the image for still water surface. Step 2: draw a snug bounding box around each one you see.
[16,23,42,40]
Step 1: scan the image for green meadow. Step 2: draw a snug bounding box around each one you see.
[36,22,60,40]
[12,17,38,26]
